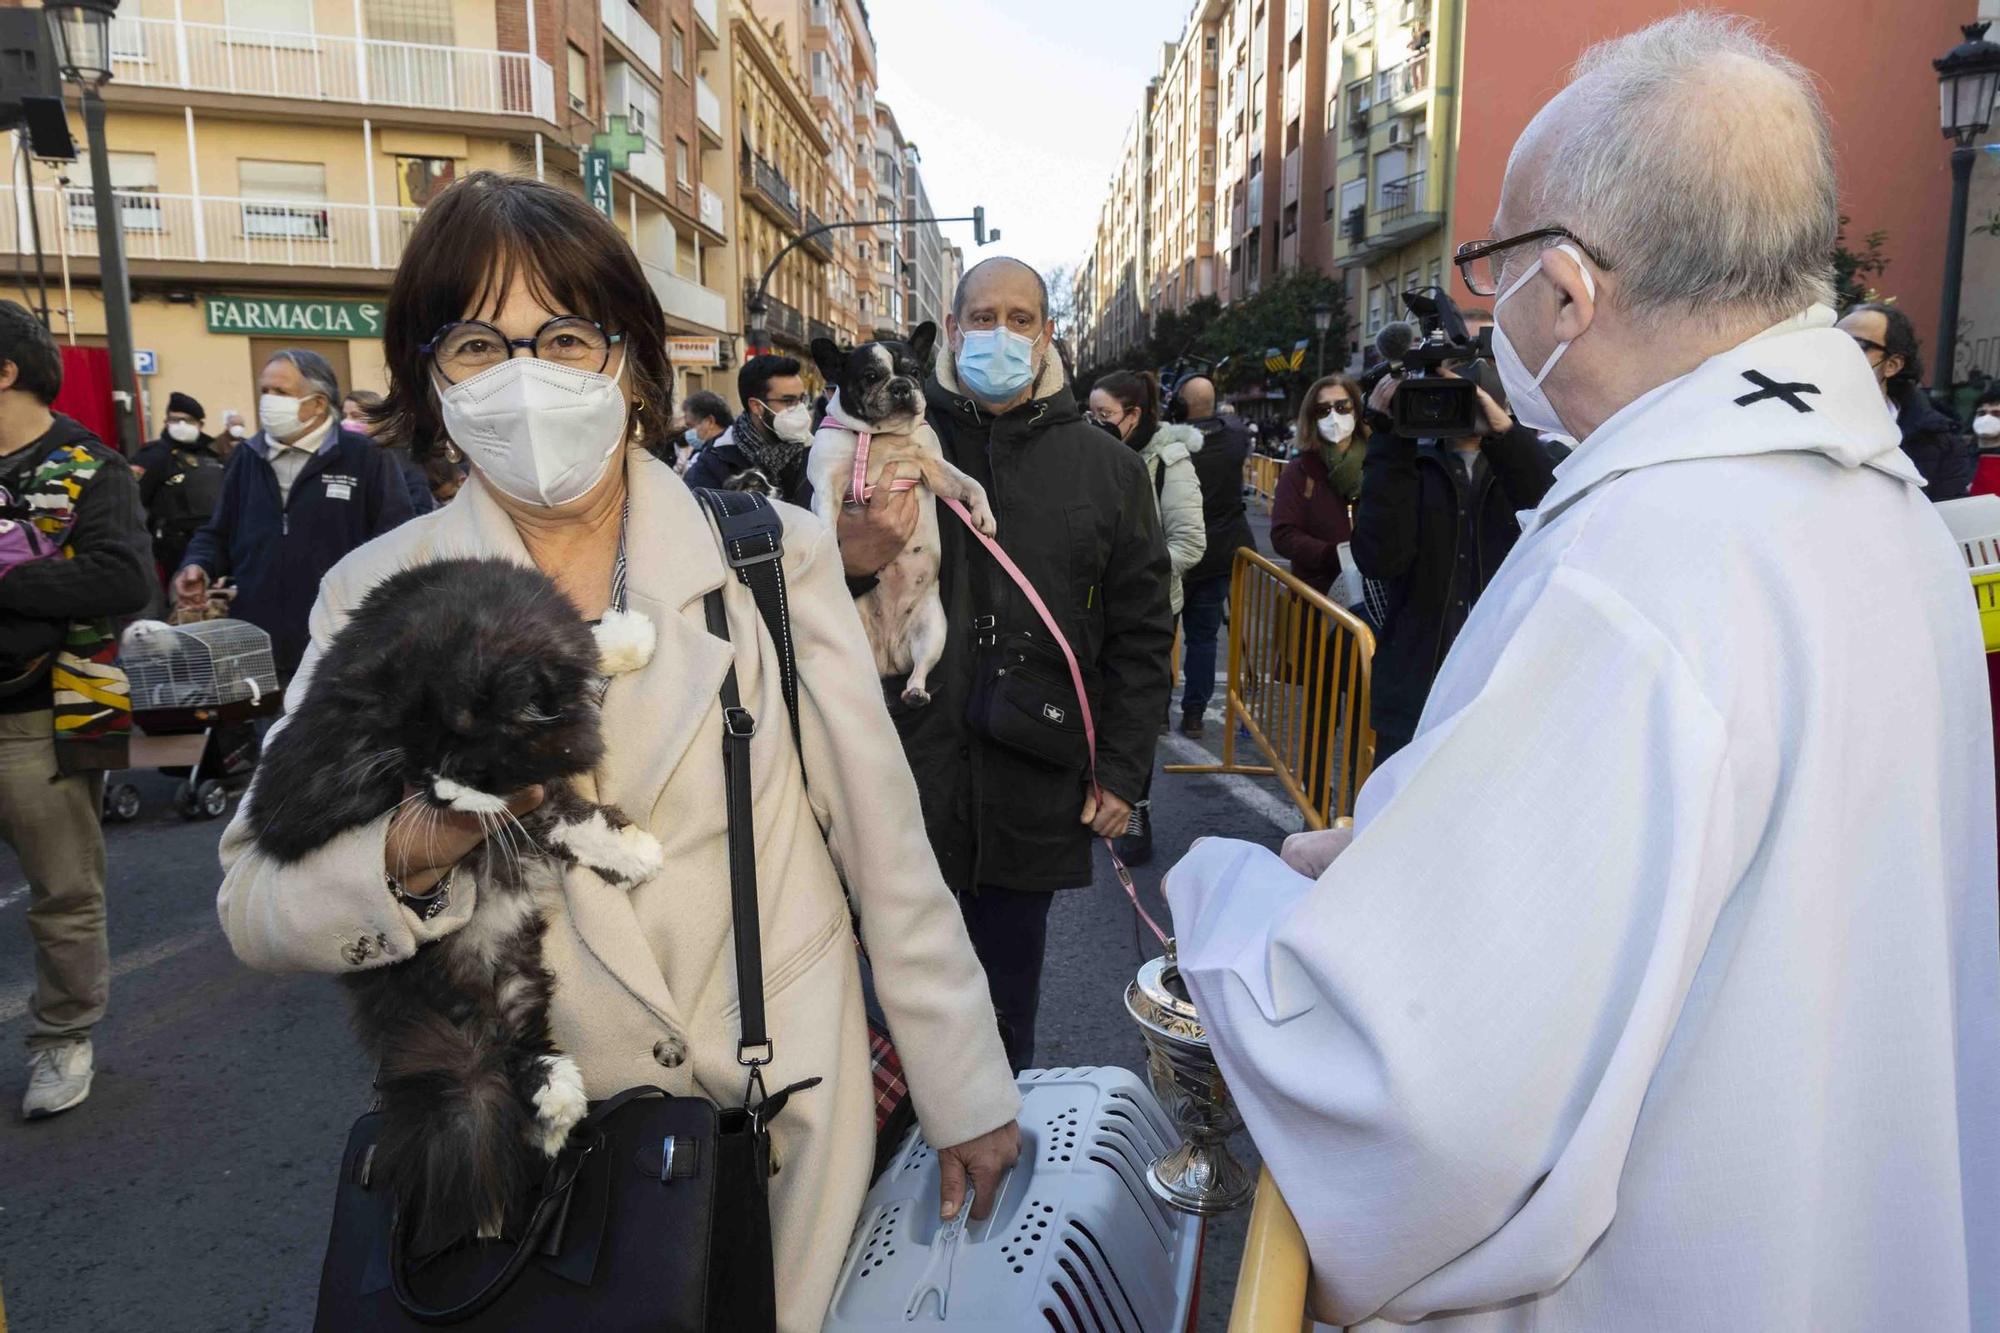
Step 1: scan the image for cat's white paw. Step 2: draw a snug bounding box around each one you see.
[594,609,656,676]
[547,811,664,886]
[531,1054,588,1157]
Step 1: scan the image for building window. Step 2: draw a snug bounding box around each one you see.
[675,138,690,187]
[1282,202,1298,237]
[1339,177,1366,217]
[396,155,457,208]
[64,150,160,232]
[1324,186,1336,219]
[670,23,685,79]
[227,0,313,36]
[238,159,328,239]
[567,44,590,118]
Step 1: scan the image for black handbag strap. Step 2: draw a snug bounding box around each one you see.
[704,578,773,1079]
[693,488,800,752]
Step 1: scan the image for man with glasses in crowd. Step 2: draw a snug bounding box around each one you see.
[681,354,818,502]
[1836,300,1973,502]
[1166,15,1997,1330]
[174,348,413,679]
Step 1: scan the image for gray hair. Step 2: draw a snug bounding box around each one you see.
[267,347,341,404]
[1523,13,1837,319]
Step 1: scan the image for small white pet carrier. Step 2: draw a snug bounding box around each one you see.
[823,1065,1201,1333]
[121,619,280,711]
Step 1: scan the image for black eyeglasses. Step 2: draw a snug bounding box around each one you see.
[422,316,623,384]
[1848,336,1888,360]
[1309,400,1355,420]
[1454,227,1614,298]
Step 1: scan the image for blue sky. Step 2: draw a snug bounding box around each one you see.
[867,0,1180,279]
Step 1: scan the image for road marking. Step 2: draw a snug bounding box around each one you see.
[0,928,211,1024]
[1158,734,1305,834]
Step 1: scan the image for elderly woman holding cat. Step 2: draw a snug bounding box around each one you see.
[213,173,1019,1331]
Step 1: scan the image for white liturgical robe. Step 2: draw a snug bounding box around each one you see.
[1166,308,2000,1331]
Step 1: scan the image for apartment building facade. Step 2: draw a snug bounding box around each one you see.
[1145,13,1218,317]
[900,139,949,331]
[868,98,903,335]
[731,0,830,368]
[0,0,738,424]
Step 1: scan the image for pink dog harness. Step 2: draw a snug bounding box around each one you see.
[846,429,921,505]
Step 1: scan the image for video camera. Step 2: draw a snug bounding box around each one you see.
[1389,287,1493,439]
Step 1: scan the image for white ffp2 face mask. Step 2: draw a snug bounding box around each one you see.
[1316,411,1354,445]
[438,356,629,507]
[166,420,201,444]
[770,402,814,444]
[259,393,307,443]
[1976,412,2000,440]
[1492,242,1596,437]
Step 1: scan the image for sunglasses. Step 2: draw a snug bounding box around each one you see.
[1309,401,1355,420]
[1849,336,1887,359]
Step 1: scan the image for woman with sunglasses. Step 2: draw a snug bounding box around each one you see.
[1272,374,1366,604]
[211,173,1020,1331]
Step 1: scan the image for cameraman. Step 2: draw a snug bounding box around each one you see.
[1352,361,1560,761]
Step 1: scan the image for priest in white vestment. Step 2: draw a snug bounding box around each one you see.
[1166,16,2000,1331]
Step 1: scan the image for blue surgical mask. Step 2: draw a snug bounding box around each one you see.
[683,428,701,448]
[956,327,1038,402]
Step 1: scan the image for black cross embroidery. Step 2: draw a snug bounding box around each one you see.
[1734,369,1821,413]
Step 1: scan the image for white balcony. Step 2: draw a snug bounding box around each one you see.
[627,147,667,196]
[698,182,726,236]
[642,260,728,331]
[695,76,722,141]
[691,0,720,42]
[2,185,419,270]
[107,17,554,122]
[600,0,662,77]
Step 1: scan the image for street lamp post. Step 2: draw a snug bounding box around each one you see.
[1931,22,2000,397]
[1312,300,1334,379]
[44,0,140,456]
[747,207,998,354]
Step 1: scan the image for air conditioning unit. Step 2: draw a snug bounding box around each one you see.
[1387,121,1406,146]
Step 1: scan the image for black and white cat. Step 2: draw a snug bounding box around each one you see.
[247,557,662,1248]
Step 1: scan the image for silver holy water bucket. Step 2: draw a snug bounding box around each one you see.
[1123,948,1256,1216]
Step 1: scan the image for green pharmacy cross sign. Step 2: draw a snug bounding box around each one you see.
[591,116,647,171]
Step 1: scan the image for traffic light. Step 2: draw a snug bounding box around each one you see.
[973,206,1000,246]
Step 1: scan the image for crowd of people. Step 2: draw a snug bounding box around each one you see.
[0,10,1995,1330]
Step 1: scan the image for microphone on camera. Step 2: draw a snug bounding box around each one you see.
[1375,321,1417,370]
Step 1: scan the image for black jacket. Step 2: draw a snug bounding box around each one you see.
[889,360,1175,893]
[680,427,813,504]
[1890,381,1974,502]
[0,413,153,714]
[181,426,414,677]
[1351,423,1559,741]
[1183,414,1259,585]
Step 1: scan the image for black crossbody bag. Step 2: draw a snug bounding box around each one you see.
[311,490,815,1331]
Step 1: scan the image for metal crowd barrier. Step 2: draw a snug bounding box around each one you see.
[1166,548,1376,830]
[1164,547,1379,1331]
[1244,454,1283,506]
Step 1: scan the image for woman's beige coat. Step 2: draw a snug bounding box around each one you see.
[215,454,1020,1331]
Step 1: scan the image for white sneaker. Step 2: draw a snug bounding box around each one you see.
[22,1039,93,1120]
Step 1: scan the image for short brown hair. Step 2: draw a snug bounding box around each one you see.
[1296,374,1367,448]
[377,171,672,462]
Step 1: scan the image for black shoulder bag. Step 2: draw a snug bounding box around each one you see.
[311,490,817,1331]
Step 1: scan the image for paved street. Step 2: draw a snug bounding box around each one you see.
[0,549,1296,1333]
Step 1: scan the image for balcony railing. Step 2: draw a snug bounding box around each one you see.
[807,317,838,345]
[698,182,726,235]
[802,208,832,258]
[1345,79,1372,120]
[107,17,555,122]
[600,0,662,76]
[1375,54,1429,104]
[742,151,800,227]
[695,76,722,141]
[644,260,727,330]
[2,185,417,269]
[747,283,807,342]
[1378,170,1427,224]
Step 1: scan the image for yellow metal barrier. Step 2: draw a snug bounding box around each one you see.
[1244,454,1283,507]
[1227,1167,1314,1333]
[1165,549,1379,1328]
[1166,548,1377,829]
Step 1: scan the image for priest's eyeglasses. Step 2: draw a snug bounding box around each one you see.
[1454,228,1615,298]
[423,316,624,384]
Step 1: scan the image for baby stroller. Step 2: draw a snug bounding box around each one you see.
[105,619,282,821]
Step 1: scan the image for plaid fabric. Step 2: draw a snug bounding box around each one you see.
[869,1020,909,1134]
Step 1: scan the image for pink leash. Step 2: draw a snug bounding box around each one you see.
[937,494,1171,947]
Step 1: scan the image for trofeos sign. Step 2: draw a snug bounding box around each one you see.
[205,297,384,339]
[667,337,719,366]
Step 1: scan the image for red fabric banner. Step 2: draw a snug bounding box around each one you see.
[53,344,117,450]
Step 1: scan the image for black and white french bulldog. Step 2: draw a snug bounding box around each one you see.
[805,324,996,706]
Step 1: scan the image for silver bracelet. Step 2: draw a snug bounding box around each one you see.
[387,864,456,922]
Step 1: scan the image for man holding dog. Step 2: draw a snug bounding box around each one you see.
[834,257,1174,1070]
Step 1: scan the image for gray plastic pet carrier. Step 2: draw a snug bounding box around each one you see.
[823,1065,1201,1333]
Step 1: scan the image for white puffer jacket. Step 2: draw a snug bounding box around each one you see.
[1137,422,1208,614]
